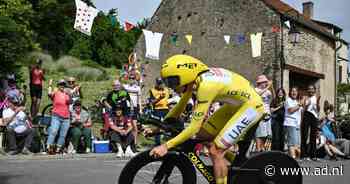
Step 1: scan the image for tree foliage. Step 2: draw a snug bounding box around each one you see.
[0,0,38,76]
[0,0,143,78]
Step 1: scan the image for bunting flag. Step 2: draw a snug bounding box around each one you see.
[285,21,291,28]
[185,35,192,45]
[224,35,231,44]
[250,32,263,58]
[272,25,280,33]
[124,21,135,32]
[142,29,163,60]
[236,34,246,45]
[74,0,99,36]
[170,32,178,45]
[110,16,117,27]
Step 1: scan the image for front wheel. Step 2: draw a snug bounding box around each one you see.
[118,150,197,184]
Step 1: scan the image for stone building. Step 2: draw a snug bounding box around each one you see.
[134,0,349,112]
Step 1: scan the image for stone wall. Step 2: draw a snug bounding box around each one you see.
[283,25,336,110]
[338,42,348,84]
[134,0,282,96]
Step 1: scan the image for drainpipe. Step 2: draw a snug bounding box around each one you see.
[280,16,285,90]
[335,41,342,114]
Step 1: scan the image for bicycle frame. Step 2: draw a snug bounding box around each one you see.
[141,114,264,184]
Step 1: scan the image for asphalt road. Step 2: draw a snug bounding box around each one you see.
[0,156,349,184]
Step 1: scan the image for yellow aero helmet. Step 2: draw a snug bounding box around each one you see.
[161,55,209,90]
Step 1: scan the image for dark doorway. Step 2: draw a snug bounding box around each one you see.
[289,71,320,96]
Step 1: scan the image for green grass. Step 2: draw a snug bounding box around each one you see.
[21,61,117,139]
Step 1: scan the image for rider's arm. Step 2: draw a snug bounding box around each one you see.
[164,88,193,119]
[165,101,211,149]
[165,82,216,149]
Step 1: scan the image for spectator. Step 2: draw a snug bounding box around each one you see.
[46,79,71,154]
[316,130,349,160]
[2,97,34,155]
[66,77,82,103]
[104,80,133,117]
[320,102,336,142]
[254,75,273,152]
[5,77,24,106]
[29,59,45,117]
[109,105,135,157]
[301,84,320,160]
[69,100,92,153]
[334,138,350,156]
[271,88,286,151]
[123,79,141,152]
[149,77,169,145]
[284,87,303,159]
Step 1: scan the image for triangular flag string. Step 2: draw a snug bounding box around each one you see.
[74,0,99,36]
[224,35,230,44]
[185,35,192,45]
[170,32,178,45]
[124,21,135,32]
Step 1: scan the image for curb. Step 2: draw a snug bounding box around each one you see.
[0,153,132,161]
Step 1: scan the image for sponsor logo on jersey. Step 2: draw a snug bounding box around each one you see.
[220,108,257,146]
[177,63,198,69]
[227,90,251,99]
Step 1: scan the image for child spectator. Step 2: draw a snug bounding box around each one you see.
[320,102,336,142]
[255,75,273,152]
[284,87,303,159]
[123,79,142,152]
[29,59,45,117]
[109,105,135,157]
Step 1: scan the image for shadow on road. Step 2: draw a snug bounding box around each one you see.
[0,173,23,184]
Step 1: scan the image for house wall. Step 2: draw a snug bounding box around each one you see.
[283,25,336,112]
[134,0,283,96]
[338,42,348,84]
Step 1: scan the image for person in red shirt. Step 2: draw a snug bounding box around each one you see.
[109,105,135,157]
[46,79,71,154]
[29,59,45,117]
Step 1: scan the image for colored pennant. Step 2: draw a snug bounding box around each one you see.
[170,32,178,44]
[74,0,99,36]
[142,29,163,60]
[124,21,135,32]
[185,35,192,45]
[272,25,280,33]
[285,21,291,28]
[111,16,117,27]
[236,34,246,45]
[224,35,231,44]
[250,32,263,58]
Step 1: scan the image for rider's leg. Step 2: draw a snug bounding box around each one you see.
[200,104,238,160]
[255,137,265,152]
[208,143,228,184]
[212,102,264,183]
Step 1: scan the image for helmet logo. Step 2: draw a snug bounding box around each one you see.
[176,63,198,69]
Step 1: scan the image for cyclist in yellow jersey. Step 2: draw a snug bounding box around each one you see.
[150,55,265,184]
